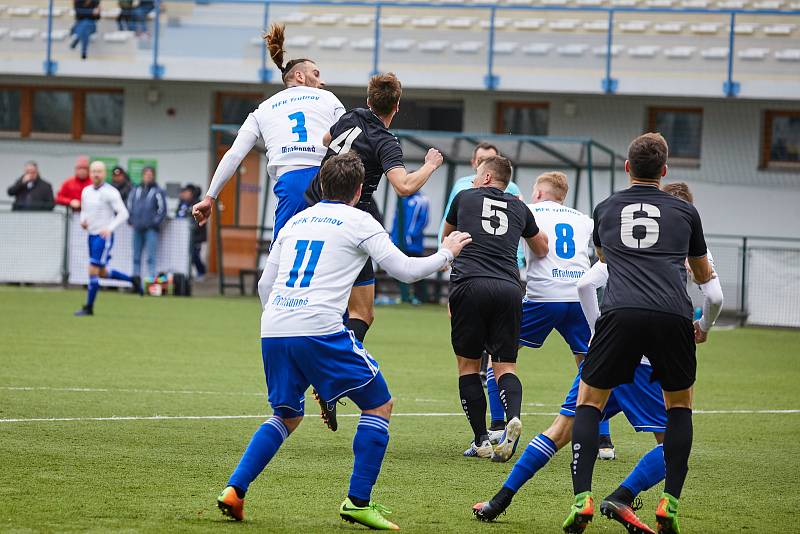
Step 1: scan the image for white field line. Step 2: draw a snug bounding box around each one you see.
[1,409,799,424]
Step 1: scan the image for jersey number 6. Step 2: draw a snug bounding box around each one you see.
[620,203,660,249]
[481,198,509,236]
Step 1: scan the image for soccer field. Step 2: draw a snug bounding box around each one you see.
[2,287,799,533]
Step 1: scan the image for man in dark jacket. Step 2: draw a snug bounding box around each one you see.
[176,184,207,280]
[127,166,167,280]
[7,161,54,211]
[111,166,132,203]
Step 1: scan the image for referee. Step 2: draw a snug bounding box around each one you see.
[563,133,717,534]
[442,155,548,462]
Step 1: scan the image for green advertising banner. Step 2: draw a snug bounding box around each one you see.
[128,158,158,185]
[90,156,119,183]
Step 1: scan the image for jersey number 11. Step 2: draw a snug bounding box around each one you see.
[286,240,325,288]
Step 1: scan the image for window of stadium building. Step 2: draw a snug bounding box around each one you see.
[763,110,800,169]
[0,86,123,142]
[338,96,464,132]
[495,102,549,136]
[647,107,703,164]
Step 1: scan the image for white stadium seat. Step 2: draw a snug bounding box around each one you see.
[0,27,9,39]
[655,22,684,33]
[318,37,347,49]
[628,45,660,57]
[37,7,66,17]
[664,45,696,58]
[592,44,624,56]
[101,8,121,19]
[249,36,262,47]
[738,48,770,60]
[286,35,314,48]
[8,6,34,16]
[611,0,639,6]
[419,40,449,53]
[513,18,544,30]
[103,31,133,43]
[10,28,36,40]
[583,20,610,32]
[507,0,534,4]
[446,17,475,29]
[701,47,729,59]
[344,14,373,27]
[282,12,310,24]
[690,23,721,34]
[645,0,674,6]
[351,38,375,51]
[557,44,588,56]
[41,29,68,41]
[716,0,746,6]
[775,48,800,60]
[764,24,795,36]
[494,41,519,54]
[522,42,554,55]
[380,15,407,27]
[752,0,782,7]
[548,19,580,31]
[576,0,605,6]
[384,38,414,51]
[411,17,440,29]
[734,24,758,35]
[682,0,709,6]
[789,2,800,8]
[311,13,341,26]
[620,21,650,32]
[453,41,483,53]
[541,0,570,5]
[480,18,510,29]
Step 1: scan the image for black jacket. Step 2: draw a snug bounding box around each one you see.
[112,179,132,203]
[7,176,55,211]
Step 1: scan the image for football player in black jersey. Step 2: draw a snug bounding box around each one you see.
[564,134,717,534]
[442,155,549,462]
[306,73,443,345]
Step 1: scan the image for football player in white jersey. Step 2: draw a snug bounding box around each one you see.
[192,24,345,241]
[519,172,616,458]
[215,152,471,530]
[74,161,141,316]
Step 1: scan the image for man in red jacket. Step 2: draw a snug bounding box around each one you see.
[56,156,91,210]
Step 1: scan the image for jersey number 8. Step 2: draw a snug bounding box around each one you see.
[481,198,509,236]
[620,203,660,249]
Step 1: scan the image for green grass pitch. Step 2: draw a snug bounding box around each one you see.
[1,287,799,533]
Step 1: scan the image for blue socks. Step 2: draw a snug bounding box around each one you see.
[503,433,557,492]
[228,417,289,495]
[109,269,133,282]
[486,367,505,428]
[599,418,611,438]
[86,276,99,308]
[348,414,390,503]
[621,444,665,496]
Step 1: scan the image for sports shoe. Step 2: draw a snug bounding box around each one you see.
[339,497,400,530]
[487,428,505,445]
[473,490,514,522]
[217,486,244,521]
[655,492,681,534]
[73,305,93,316]
[463,439,494,458]
[131,276,144,296]
[598,434,616,460]
[563,491,594,533]
[600,497,655,534]
[312,389,337,432]
[491,417,522,462]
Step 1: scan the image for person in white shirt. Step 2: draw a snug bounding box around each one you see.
[74,161,141,316]
[215,152,472,530]
[192,24,345,242]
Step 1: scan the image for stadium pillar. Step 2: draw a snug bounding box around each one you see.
[150,0,164,79]
[724,12,740,97]
[484,7,499,90]
[371,4,381,76]
[601,10,617,93]
[739,236,748,324]
[572,168,581,210]
[586,143,595,214]
[43,0,57,75]
[259,3,272,83]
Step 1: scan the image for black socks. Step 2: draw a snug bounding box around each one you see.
[606,486,635,506]
[459,373,487,444]
[497,373,523,421]
[347,318,370,343]
[664,407,693,499]
[571,405,601,495]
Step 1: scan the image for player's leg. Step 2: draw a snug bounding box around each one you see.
[96,234,140,293]
[144,228,158,280]
[132,229,144,278]
[485,360,506,434]
[272,166,317,242]
[76,235,105,316]
[347,282,374,342]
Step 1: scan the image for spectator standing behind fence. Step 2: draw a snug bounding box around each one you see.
[176,184,207,281]
[111,166,132,203]
[391,190,430,305]
[7,161,54,211]
[70,0,100,60]
[135,0,156,36]
[127,166,166,281]
[117,0,136,30]
[56,156,92,210]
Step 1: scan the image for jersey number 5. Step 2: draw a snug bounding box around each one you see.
[288,112,307,142]
[286,240,324,288]
[481,198,509,236]
[620,203,660,249]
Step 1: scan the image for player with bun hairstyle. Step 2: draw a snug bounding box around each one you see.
[193,23,345,242]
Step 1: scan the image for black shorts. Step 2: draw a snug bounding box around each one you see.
[581,308,696,392]
[353,199,382,287]
[449,277,522,363]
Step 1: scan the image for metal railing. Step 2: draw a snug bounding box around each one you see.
[33,0,800,97]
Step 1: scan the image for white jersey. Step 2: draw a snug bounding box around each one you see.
[524,201,594,302]
[79,183,128,235]
[240,86,345,180]
[261,202,401,338]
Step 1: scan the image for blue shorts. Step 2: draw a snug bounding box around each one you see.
[261,328,391,419]
[88,234,114,267]
[560,362,667,432]
[272,166,319,242]
[519,301,591,355]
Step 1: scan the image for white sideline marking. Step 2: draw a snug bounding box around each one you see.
[1,409,798,424]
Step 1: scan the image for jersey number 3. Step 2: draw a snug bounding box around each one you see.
[620,203,660,249]
[288,112,307,142]
[287,240,324,288]
[481,198,509,236]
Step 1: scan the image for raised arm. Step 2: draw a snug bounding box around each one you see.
[385,148,443,197]
[361,230,471,283]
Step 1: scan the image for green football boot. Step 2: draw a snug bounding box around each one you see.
[655,492,682,534]
[339,497,400,530]
[563,491,595,533]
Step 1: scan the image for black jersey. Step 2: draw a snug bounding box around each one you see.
[305,108,404,213]
[593,184,707,319]
[446,186,539,285]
